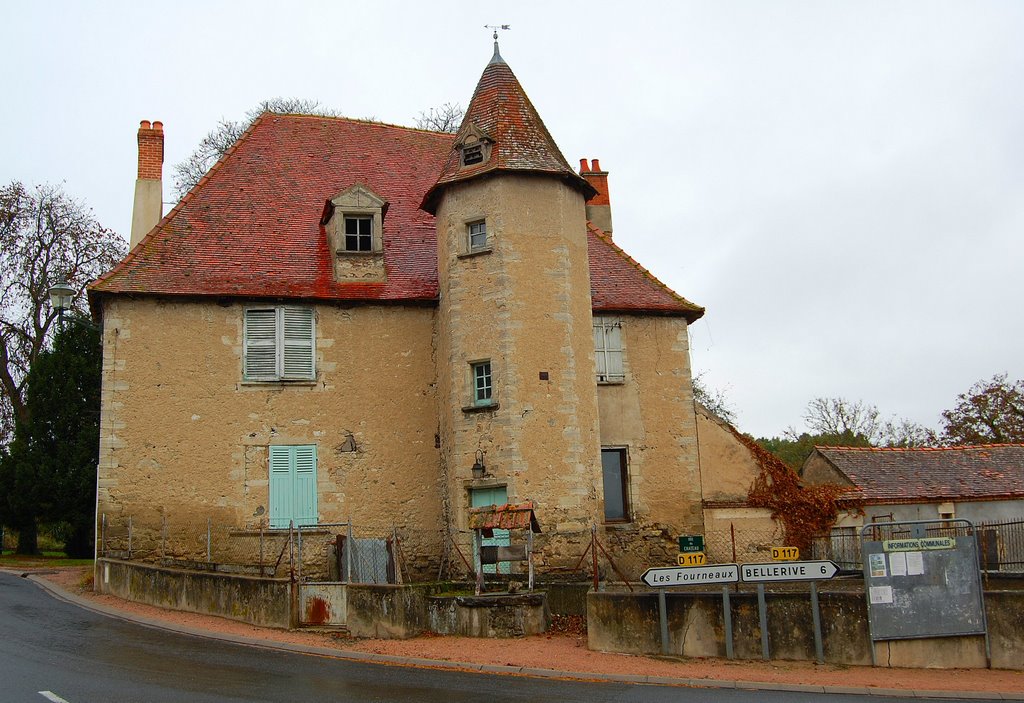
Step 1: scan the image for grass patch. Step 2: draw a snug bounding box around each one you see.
[0,553,93,569]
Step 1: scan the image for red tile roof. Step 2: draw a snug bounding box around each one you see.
[91,114,700,317]
[422,53,595,212]
[588,223,704,320]
[812,445,1024,503]
[93,114,451,303]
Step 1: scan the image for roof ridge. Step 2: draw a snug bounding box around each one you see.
[817,443,1024,453]
[587,221,704,319]
[266,111,459,137]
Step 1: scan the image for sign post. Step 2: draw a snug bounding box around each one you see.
[739,560,840,662]
[641,564,739,656]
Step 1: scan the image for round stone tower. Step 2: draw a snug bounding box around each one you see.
[422,43,604,567]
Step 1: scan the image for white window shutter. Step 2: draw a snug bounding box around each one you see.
[605,322,624,380]
[244,309,278,379]
[282,307,315,379]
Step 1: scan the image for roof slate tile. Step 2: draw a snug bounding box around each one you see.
[814,445,1024,503]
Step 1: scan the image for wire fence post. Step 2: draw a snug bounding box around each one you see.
[346,519,353,583]
[206,517,212,564]
[127,515,133,559]
[297,526,303,584]
[288,521,295,582]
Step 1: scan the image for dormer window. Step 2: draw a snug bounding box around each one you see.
[344,216,373,252]
[323,183,387,256]
[456,122,494,170]
[462,144,484,166]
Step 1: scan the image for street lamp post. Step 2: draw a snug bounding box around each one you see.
[47,281,76,326]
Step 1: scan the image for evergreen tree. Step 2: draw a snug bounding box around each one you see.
[0,316,100,556]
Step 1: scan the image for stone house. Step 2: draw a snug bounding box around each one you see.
[802,444,1024,527]
[89,44,710,579]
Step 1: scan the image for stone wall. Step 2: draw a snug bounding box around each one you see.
[96,558,293,628]
[597,314,703,569]
[96,298,444,578]
[588,588,1024,670]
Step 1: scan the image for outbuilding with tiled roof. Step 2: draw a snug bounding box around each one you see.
[802,445,1024,525]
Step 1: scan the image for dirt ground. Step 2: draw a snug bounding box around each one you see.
[28,567,1024,695]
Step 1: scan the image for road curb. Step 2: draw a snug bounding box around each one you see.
[24,574,1010,700]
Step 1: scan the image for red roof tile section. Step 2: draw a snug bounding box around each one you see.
[92,114,701,317]
[421,54,595,212]
[93,114,453,303]
[813,445,1024,503]
[588,223,704,320]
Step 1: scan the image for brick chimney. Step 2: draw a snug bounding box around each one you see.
[130,120,164,249]
[579,158,612,236]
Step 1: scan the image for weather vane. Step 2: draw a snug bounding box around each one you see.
[485,24,511,42]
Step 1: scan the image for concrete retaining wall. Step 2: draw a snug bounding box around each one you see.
[95,558,293,628]
[588,588,1024,670]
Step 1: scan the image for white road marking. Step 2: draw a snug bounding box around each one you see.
[39,692,72,703]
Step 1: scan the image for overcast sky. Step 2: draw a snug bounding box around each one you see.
[3,1,1022,438]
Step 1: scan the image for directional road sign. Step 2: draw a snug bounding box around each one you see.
[740,560,840,583]
[641,564,739,587]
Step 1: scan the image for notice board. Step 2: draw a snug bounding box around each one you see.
[861,521,986,641]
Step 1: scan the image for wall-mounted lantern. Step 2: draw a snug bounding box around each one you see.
[471,449,486,479]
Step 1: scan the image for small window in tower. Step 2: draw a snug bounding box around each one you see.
[344,216,373,252]
[468,221,487,250]
[462,144,484,166]
[472,360,493,407]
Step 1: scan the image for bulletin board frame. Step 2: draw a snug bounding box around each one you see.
[860,519,989,664]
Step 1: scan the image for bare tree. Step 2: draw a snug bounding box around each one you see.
[802,397,884,442]
[415,102,464,133]
[0,181,125,443]
[172,98,342,200]
[692,372,737,425]
[878,417,938,448]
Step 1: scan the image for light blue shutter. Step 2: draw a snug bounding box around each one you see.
[268,446,293,528]
[292,445,318,527]
[268,445,318,528]
[245,309,278,379]
[282,308,315,379]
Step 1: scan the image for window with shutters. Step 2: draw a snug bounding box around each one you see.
[243,306,315,381]
[268,445,318,528]
[593,316,624,383]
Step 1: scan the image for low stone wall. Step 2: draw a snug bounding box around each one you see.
[95,558,293,628]
[428,593,548,637]
[588,588,1024,670]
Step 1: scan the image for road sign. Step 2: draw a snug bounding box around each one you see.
[678,535,704,553]
[641,564,739,587]
[677,552,706,566]
[741,560,840,583]
[771,546,800,561]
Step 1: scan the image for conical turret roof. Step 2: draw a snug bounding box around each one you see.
[422,48,595,213]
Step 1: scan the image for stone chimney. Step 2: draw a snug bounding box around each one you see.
[579,158,612,236]
[130,120,164,249]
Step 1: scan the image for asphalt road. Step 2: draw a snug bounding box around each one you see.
[0,571,991,703]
